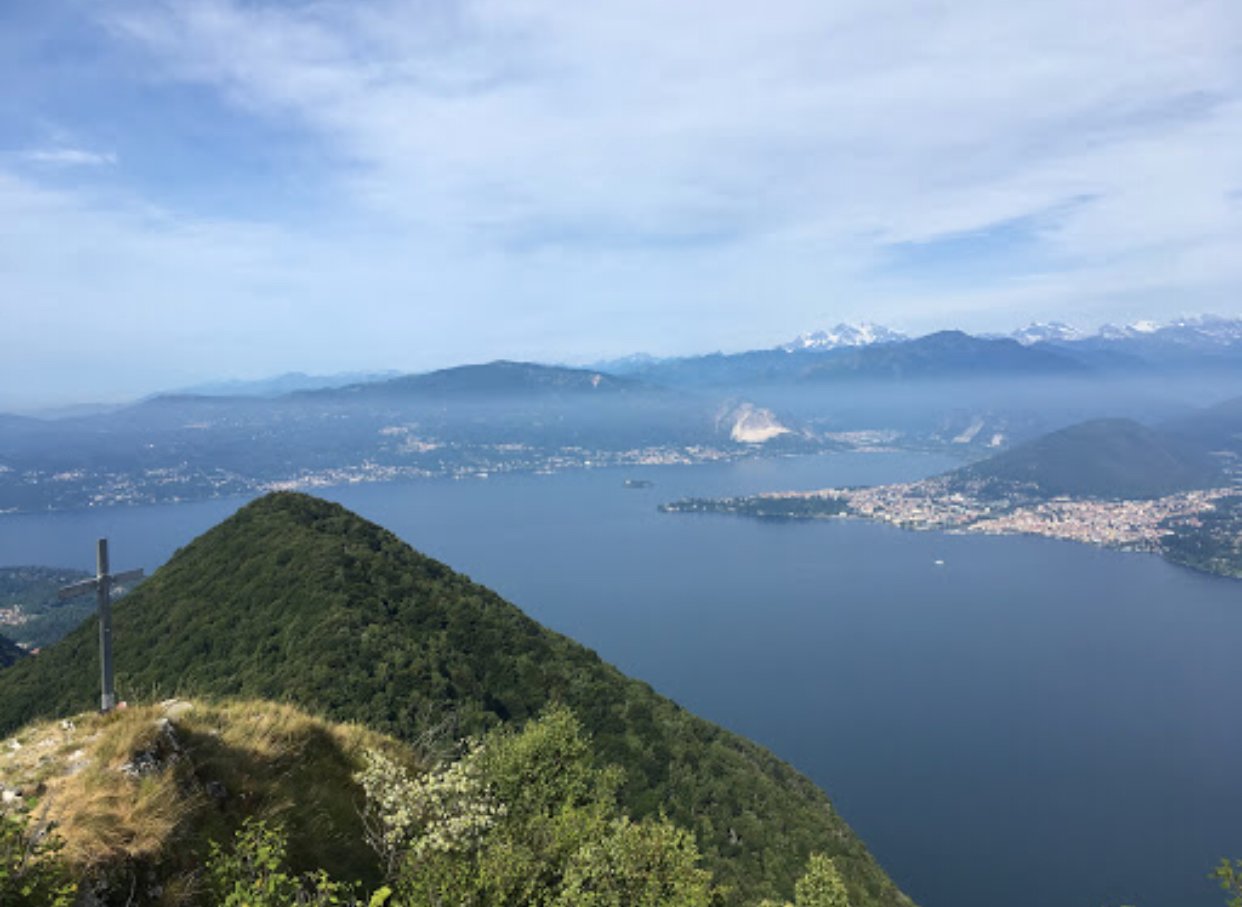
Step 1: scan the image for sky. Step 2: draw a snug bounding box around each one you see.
[2,0,1241,407]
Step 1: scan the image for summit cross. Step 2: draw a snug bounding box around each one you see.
[58,539,144,713]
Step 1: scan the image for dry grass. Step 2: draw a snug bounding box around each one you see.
[0,698,422,903]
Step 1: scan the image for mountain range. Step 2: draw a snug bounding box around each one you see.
[602,316,1242,388]
[3,317,1241,514]
[1010,315,1242,347]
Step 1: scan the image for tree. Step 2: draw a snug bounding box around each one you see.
[759,853,849,907]
[1214,859,1242,907]
[206,817,382,907]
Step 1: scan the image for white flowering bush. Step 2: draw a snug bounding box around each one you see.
[355,706,716,907]
[355,744,502,877]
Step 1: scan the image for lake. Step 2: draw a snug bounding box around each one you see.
[1,451,1240,907]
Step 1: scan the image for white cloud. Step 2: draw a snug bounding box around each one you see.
[21,148,118,167]
[3,0,1241,403]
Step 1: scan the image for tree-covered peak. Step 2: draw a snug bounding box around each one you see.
[0,492,909,907]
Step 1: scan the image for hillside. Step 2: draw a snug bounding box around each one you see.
[948,418,1224,499]
[0,492,910,907]
[0,633,25,667]
[0,566,103,649]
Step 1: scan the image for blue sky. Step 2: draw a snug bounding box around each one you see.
[2,0,1241,406]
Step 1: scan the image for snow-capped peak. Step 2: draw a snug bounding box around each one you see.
[783,322,906,352]
[1096,315,1242,343]
[1011,322,1085,345]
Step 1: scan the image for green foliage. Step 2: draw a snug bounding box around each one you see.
[207,817,363,906]
[359,707,714,907]
[759,853,849,907]
[794,854,851,907]
[1213,858,1242,907]
[0,812,77,907]
[554,816,714,907]
[0,492,909,906]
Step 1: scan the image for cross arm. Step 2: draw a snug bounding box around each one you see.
[59,578,99,600]
[111,568,145,585]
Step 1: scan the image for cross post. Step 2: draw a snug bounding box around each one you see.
[59,539,144,713]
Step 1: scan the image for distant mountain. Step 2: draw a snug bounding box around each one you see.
[949,418,1224,499]
[1097,320,1163,340]
[1051,315,1242,371]
[611,330,1089,389]
[171,370,403,398]
[1009,314,1242,348]
[1159,394,1242,455]
[800,330,1089,382]
[1012,322,1086,345]
[0,633,25,667]
[312,360,642,399]
[588,352,665,374]
[595,316,1242,387]
[782,322,907,352]
[1095,315,1242,346]
[0,492,910,907]
[0,358,817,513]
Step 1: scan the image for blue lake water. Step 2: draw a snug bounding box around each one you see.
[1,451,1240,907]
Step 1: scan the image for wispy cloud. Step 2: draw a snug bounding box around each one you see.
[22,148,118,167]
[101,1,1242,269]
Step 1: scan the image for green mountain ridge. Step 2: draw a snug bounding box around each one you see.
[0,492,910,907]
[948,417,1225,499]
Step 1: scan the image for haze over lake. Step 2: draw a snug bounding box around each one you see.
[2,451,1240,907]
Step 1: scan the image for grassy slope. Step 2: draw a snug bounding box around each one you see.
[951,418,1223,499]
[0,699,409,903]
[0,492,909,907]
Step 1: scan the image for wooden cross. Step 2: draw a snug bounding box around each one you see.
[59,539,143,713]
